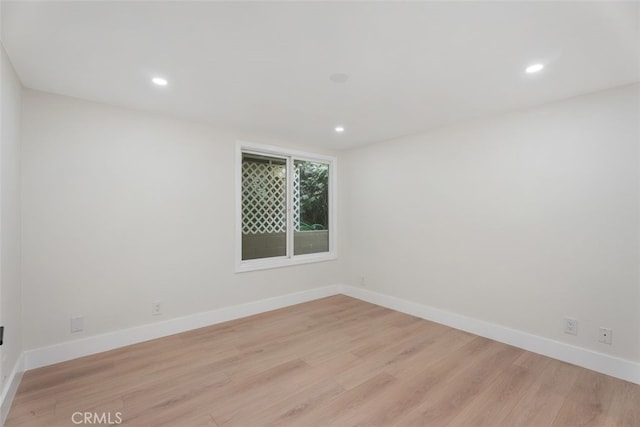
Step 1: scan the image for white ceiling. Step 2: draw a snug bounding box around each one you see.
[2,1,639,150]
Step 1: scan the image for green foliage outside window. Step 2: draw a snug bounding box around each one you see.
[297,161,329,231]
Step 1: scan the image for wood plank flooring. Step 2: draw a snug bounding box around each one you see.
[7,295,640,426]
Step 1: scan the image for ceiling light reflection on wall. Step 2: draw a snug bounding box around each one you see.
[525,63,544,74]
[152,77,168,86]
[334,126,345,133]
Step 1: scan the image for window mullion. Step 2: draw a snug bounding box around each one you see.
[286,156,295,259]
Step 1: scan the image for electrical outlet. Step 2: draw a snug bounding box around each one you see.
[599,327,612,345]
[70,316,84,333]
[152,301,162,316]
[564,317,578,335]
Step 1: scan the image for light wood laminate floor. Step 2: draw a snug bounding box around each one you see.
[7,295,640,426]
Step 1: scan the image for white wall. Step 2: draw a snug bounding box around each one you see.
[343,84,640,363]
[0,43,23,385]
[21,90,343,351]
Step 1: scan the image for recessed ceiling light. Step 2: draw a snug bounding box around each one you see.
[330,73,349,83]
[152,77,168,86]
[525,63,544,74]
[335,126,345,133]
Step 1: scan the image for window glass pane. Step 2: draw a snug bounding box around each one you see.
[294,160,330,255]
[241,153,287,260]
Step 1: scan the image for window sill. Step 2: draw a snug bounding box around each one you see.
[235,252,338,273]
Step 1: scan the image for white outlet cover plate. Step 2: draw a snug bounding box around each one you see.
[564,317,578,335]
[599,327,612,344]
[70,316,84,333]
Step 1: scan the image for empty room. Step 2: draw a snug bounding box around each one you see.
[0,1,639,426]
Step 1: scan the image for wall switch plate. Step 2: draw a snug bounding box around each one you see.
[70,316,84,333]
[152,301,162,316]
[564,317,578,335]
[599,327,612,344]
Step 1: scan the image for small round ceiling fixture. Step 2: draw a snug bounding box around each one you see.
[330,73,349,83]
[335,126,345,133]
[525,63,544,74]
[152,77,168,86]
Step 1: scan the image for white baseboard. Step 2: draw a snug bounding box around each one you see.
[340,285,640,385]
[0,353,25,426]
[24,285,341,371]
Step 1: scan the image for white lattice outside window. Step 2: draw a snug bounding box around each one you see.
[241,160,304,234]
[241,160,288,234]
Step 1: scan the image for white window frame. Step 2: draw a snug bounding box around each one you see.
[235,140,338,273]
